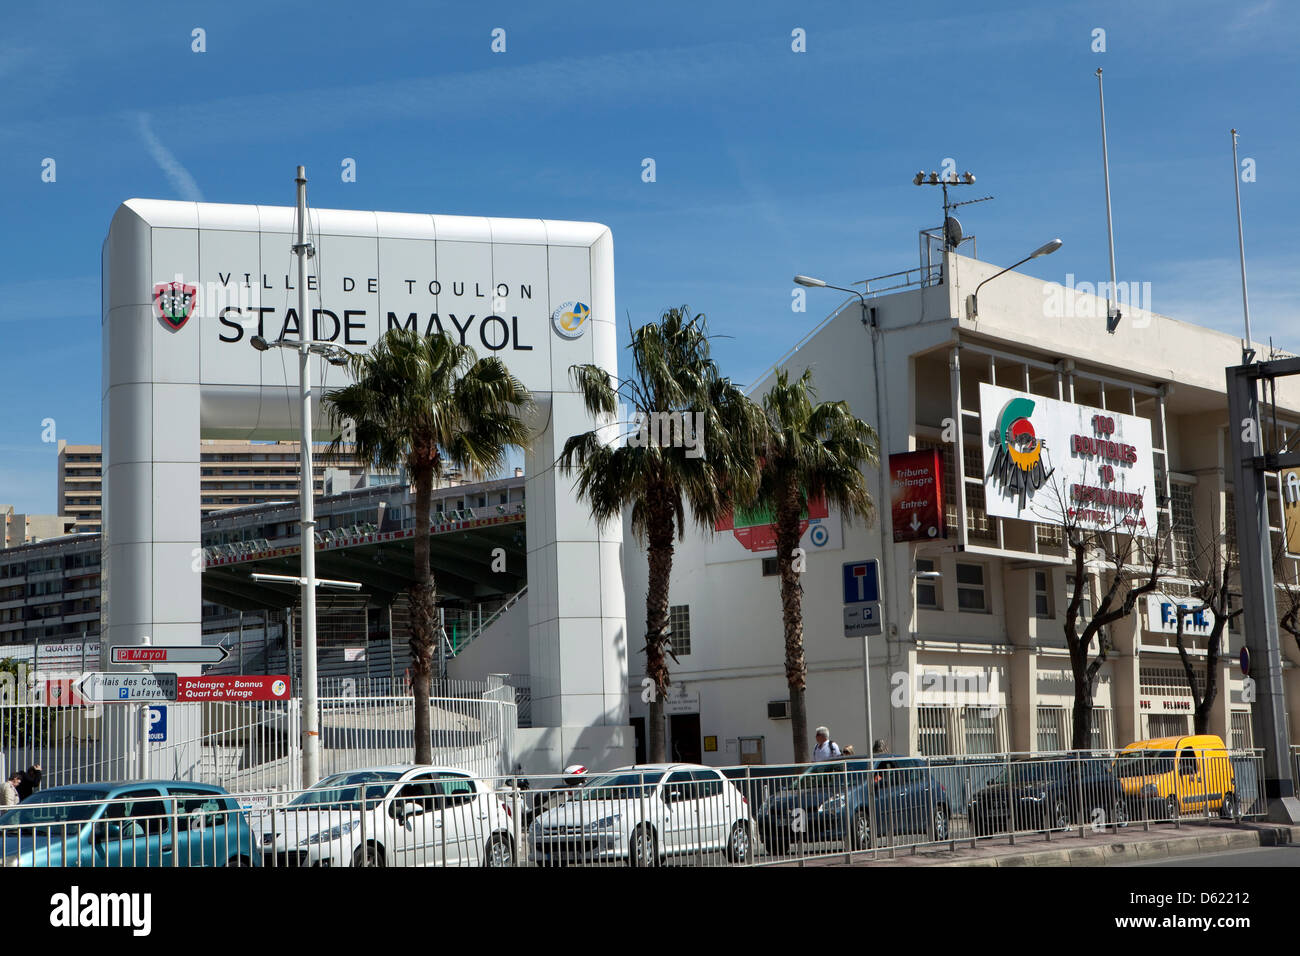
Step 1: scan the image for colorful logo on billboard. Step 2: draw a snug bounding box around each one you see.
[714,496,829,552]
[153,280,197,331]
[551,301,590,339]
[987,396,1054,510]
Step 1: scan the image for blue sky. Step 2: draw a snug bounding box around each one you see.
[1,0,1296,513]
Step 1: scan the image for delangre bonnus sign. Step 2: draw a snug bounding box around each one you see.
[979,383,1156,534]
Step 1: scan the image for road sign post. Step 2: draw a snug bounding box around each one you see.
[74,672,178,703]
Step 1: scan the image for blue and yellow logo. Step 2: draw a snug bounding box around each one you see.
[552,301,590,339]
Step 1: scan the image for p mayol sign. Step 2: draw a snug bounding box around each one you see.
[978,383,1156,534]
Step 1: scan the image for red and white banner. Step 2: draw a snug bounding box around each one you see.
[175,675,292,702]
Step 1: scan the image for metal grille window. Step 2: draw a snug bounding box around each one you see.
[1091,708,1114,750]
[1140,666,1201,698]
[1036,705,1067,753]
[956,562,988,613]
[963,442,995,540]
[761,558,779,577]
[962,706,1003,755]
[917,706,953,756]
[1034,570,1053,618]
[1230,710,1253,750]
[668,604,691,656]
[1146,713,1190,739]
[916,557,940,609]
[1171,482,1197,572]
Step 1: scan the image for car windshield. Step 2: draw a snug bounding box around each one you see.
[0,789,105,827]
[285,771,401,811]
[578,771,665,801]
[790,762,862,791]
[1115,750,1177,778]
[989,762,1056,786]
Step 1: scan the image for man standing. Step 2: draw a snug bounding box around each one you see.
[812,727,841,762]
[16,764,41,801]
[1,770,22,806]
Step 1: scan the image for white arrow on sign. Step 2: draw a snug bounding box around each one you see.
[73,672,178,702]
[909,513,921,532]
[110,645,229,665]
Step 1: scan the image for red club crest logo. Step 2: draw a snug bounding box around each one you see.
[154,280,198,331]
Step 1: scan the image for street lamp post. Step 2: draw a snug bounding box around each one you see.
[965,238,1063,321]
[793,275,879,756]
[247,166,351,787]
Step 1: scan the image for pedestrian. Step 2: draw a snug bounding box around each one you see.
[1,770,22,807]
[812,726,841,761]
[15,764,41,801]
[872,739,890,755]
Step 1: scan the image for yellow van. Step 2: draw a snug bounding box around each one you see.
[1115,734,1238,820]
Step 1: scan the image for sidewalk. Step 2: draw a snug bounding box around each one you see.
[782,820,1300,867]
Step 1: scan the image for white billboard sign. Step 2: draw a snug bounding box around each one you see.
[978,383,1156,534]
[1144,594,1216,637]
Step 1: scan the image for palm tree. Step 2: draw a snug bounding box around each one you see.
[752,368,878,762]
[558,307,761,763]
[324,329,533,763]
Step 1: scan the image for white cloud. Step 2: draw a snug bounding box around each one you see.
[137,112,203,202]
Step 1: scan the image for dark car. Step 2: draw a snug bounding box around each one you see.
[966,756,1131,836]
[0,780,260,867]
[755,756,949,854]
[720,765,803,819]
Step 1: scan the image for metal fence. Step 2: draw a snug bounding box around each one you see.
[0,747,1265,868]
[0,693,517,795]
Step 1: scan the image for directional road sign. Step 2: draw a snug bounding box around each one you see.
[111,645,229,665]
[73,672,178,702]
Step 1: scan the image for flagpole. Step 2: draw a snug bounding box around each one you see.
[1231,129,1254,363]
[1096,69,1121,333]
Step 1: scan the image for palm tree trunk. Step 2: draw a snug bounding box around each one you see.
[777,483,810,763]
[645,487,674,764]
[409,462,436,764]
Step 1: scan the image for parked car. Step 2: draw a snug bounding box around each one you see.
[529,763,752,866]
[720,764,803,819]
[1115,734,1238,820]
[967,756,1131,836]
[0,780,259,867]
[755,756,950,853]
[255,765,515,867]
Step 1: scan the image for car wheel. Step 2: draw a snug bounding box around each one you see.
[1219,792,1239,821]
[1048,799,1069,830]
[227,856,253,868]
[1112,798,1130,829]
[351,843,385,868]
[725,821,751,863]
[1166,796,1181,822]
[484,833,515,867]
[930,805,949,842]
[848,810,872,850]
[629,826,658,867]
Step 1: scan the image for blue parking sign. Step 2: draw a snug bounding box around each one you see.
[148,705,167,742]
[118,687,129,700]
[843,560,880,604]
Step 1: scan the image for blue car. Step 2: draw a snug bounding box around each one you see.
[0,781,260,867]
[755,756,950,853]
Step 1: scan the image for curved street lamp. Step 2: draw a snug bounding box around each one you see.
[965,238,1062,320]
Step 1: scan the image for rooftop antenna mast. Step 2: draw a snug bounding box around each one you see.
[1096,69,1122,334]
[913,169,993,251]
[1231,129,1255,364]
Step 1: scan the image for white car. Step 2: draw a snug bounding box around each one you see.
[256,765,516,867]
[529,763,753,866]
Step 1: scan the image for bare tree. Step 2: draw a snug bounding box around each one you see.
[1045,479,1167,750]
[1168,503,1243,736]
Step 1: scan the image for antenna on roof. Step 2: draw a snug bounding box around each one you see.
[912,168,992,252]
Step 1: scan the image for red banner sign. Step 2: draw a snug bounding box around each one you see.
[713,496,829,553]
[175,675,292,702]
[890,449,945,542]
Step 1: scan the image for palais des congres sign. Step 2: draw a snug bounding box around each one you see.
[978,383,1157,534]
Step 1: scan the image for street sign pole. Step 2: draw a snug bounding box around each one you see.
[1227,360,1300,823]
